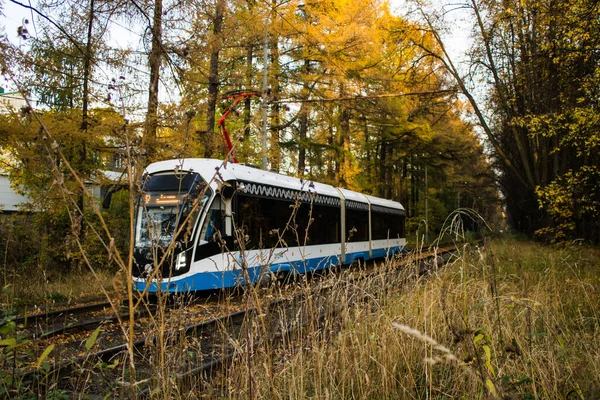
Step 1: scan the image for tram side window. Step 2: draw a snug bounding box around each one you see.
[372,211,405,240]
[236,195,310,250]
[235,194,341,249]
[386,213,405,239]
[199,197,224,245]
[236,196,273,249]
[372,212,387,240]
[279,202,339,246]
[397,215,406,238]
[281,202,311,247]
[310,204,340,244]
[346,209,369,242]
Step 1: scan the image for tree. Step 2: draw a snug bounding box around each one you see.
[144,0,164,161]
[411,0,599,243]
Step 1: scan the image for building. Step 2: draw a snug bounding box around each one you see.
[0,174,28,212]
[0,88,127,214]
[0,87,28,212]
[0,87,27,112]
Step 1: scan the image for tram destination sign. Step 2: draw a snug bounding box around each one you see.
[142,193,184,206]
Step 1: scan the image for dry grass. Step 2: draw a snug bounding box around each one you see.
[208,238,600,399]
[1,267,115,309]
[3,237,600,399]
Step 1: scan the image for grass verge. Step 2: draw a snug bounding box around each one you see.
[1,267,116,310]
[213,237,600,399]
[3,237,599,399]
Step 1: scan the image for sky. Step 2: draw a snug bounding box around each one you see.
[388,0,473,60]
[0,0,142,93]
[1,0,28,43]
[1,0,36,91]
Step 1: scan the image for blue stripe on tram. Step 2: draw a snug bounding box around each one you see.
[135,248,404,293]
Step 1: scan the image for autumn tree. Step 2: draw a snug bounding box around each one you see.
[1,0,502,259]
[412,0,599,243]
[178,0,259,161]
[5,0,106,258]
[267,0,499,232]
[0,0,160,269]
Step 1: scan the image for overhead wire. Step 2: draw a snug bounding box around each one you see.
[8,0,454,122]
[273,89,456,104]
[8,0,87,56]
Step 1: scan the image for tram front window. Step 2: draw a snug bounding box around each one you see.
[135,194,210,249]
[134,171,212,250]
[136,205,180,248]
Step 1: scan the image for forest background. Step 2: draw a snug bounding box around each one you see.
[0,0,598,280]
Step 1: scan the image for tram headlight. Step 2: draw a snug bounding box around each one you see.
[175,251,187,271]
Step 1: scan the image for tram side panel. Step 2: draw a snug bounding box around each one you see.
[232,190,343,275]
[182,190,406,292]
[370,207,406,258]
[344,202,371,264]
[157,186,346,292]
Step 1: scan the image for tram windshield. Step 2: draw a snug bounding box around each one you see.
[134,172,211,249]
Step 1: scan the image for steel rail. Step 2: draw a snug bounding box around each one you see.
[12,301,114,327]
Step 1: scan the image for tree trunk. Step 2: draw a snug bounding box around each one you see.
[268,25,281,171]
[205,0,225,158]
[145,0,163,162]
[78,0,95,242]
[244,45,253,139]
[327,125,334,179]
[337,105,350,187]
[377,139,387,198]
[298,59,310,175]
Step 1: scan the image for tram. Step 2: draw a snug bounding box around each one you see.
[133,159,406,292]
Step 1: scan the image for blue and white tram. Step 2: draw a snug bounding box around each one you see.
[133,159,406,293]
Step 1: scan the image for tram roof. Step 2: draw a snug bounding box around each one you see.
[145,158,340,198]
[364,194,405,211]
[145,158,403,210]
[338,188,404,211]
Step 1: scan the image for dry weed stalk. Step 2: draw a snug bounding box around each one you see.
[391,322,458,364]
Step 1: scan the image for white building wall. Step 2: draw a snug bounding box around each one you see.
[0,91,27,112]
[0,175,28,212]
[0,174,110,213]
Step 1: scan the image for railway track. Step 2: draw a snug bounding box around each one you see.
[14,300,155,340]
[12,300,114,329]
[10,241,478,398]
[12,292,255,392]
